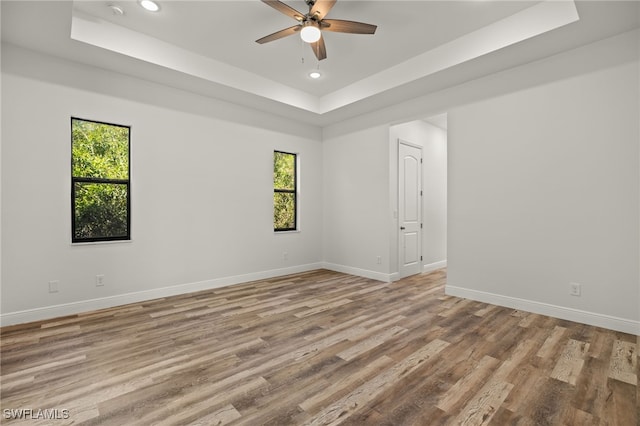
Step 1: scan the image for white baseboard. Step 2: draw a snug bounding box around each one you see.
[423,260,447,274]
[446,285,640,336]
[8,264,633,336]
[321,261,446,283]
[0,263,324,327]
[322,262,393,283]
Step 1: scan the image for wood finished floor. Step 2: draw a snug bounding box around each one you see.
[1,269,638,425]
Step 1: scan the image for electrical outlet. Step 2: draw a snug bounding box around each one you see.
[48,280,59,293]
[376,256,382,265]
[96,275,105,287]
[283,252,288,261]
[570,282,581,296]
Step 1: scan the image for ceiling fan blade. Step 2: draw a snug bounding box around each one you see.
[309,0,336,20]
[310,35,327,61]
[321,19,377,34]
[261,0,305,21]
[256,25,300,44]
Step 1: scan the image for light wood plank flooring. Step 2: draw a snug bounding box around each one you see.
[1,269,638,425]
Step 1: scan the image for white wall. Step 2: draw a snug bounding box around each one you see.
[322,125,392,281]
[447,59,639,334]
[2,29,638,335]
[1,46,323,324]
[389,120,447,273]
[322,120,448,282]
[320,30,639,334]
[322,119,448,281]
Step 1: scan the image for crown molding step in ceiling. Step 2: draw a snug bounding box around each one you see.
[68,0,578,114]
[3,1,638,124]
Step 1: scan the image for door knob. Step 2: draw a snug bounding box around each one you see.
[400,226,405,230]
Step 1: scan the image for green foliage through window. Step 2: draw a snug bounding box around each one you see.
[72,118,130,242]
[274,151,297,231]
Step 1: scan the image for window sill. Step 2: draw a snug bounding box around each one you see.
[71,239,132,246]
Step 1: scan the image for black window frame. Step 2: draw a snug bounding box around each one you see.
[273,150,298,232]
[71,117,131,243]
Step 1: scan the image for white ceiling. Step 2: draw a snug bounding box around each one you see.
[2,1,639,127]
[71,0,539,95]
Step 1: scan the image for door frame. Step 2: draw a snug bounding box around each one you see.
[397,139,423,279]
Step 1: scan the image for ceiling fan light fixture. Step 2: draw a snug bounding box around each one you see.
[257,0,376,61]
[300,22,321,43]
[139,0,160,12]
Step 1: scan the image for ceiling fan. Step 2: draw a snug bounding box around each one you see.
[256,0,377,61]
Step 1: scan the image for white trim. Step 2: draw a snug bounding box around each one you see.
[70,239,133,246]
[398,138,423,150]
[0,263,323,327]
[322,262,392,283]
[446,285,640,336]
[423,260,447,274]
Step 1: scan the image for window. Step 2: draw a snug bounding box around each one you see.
[71,118,130,243]
[273,151,297,231]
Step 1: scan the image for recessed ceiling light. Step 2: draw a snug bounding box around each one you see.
[139,0,160,12]
[309,71,321,79]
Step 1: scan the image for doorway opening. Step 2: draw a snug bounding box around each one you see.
[390,115,448,280]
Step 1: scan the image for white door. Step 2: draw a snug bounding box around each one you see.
[398,141,422,278]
